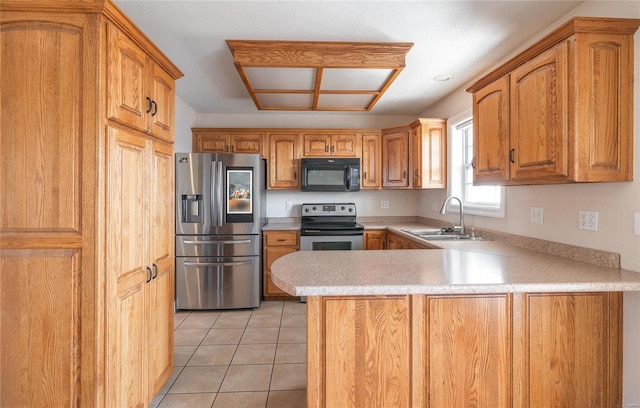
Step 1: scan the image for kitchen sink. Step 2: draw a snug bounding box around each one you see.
[402,229,479,241]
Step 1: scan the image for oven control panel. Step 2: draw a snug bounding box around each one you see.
[301,203,356,216]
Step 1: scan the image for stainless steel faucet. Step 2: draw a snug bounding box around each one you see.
[439,196,465,235]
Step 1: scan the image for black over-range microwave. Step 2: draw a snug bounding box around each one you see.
[301,158,360,192]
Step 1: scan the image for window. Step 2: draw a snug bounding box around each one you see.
[449,110,505,218]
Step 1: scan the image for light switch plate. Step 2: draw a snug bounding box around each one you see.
[381,200,389,209]
[634,212,640,236]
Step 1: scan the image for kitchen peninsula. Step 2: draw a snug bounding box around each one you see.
[271,239,640,408]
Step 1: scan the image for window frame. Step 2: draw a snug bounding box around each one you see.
[447,109,505,218]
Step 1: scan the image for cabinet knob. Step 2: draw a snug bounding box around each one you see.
[364,171,367,180]
[509,148,515,164]
[146,266,153,283]
[403,171,407,179]
[151,100,158,116]
[146,97,153,114]
[152,263,158,279]
[471,157,476,169]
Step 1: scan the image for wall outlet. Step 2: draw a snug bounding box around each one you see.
[635,212,640,236]
[286,201,293,211]
[432,201,438,211]
[579,210,598,231]
[381,200,389,209]
[530,207,544,224]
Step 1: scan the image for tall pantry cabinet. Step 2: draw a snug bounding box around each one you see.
[0,1,183,407]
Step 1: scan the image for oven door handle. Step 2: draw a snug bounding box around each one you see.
[183,260,253,267]
[182,239,252,245]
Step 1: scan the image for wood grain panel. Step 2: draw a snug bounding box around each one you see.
[230,133,263,155]
[425,294,511,408]
[512,292,622,408]
[331,133,360,157]
[149,61,175,142]
[148,257,174,396]
[382,128,409,188]
[304,134,331,156]
[268,133,300,189]
[473,76,510,184]
[510,45,569,182]
[1,249,81,407]
[1,21,81,233]
[150,141,174,266]
[320,296,411,408]
[107,22,148,133]
[361,133,381,189]
[575,33,632,181]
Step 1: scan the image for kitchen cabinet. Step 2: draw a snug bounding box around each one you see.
[410,118,447,189]
[382,126,410,188]
[361,132,382,189]
[0,2,182,406]
[105,127,174,407]
[192,128,265,156]
[386,231,428,249]
[307,292,622,408]
[268,133,301,189]
[303,133,361,157]
[364,229,387,250]
[108,23,175,143]
[467,17,639,185]
[263,230,299,299]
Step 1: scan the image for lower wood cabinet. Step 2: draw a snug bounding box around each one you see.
[307,292,622,408]
[263,230,299,299]
[386,231,429,249]
[364,230,387,250]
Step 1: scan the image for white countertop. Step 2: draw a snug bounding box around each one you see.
[270,240,640,296]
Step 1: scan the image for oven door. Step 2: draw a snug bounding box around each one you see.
[299,234,363,251]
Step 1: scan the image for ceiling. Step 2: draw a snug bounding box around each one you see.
[114,0,584,116]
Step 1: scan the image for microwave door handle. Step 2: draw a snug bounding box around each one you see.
[345,165,351,190]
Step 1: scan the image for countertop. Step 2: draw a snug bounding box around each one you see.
[270,225,640,296]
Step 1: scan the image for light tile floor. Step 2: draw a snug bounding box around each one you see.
[150,300,307,408]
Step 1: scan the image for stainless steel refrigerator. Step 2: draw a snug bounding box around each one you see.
[175,153,266,310]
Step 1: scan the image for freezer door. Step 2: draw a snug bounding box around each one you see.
[175,235,259,257]
[175,257,260,310]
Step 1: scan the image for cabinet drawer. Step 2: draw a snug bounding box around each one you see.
[265,231,298,246]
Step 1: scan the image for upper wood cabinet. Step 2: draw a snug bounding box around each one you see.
[467,17,639,185]
[107,22,176,142]
[410,118,447,189]
[303,133,361,157]
[361,132,382,189]
[382,126,410,188]
[192,129,265,156]
[268,133,301,189]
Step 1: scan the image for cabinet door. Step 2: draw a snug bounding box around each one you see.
[364,230,387,250]
[268,134,300,189]
[410,125,423,188]
[107,23,149,134]
[148,141,174,396]
[307,296,412,408]
[149,62,175,142]
[194,132,228,152]
[264,246,298,297]
[473,76,510,184]
[361,133,381,189]
[106,126,150,408]
[382,130,409,188]
[424,121,447,188]
[512,292,622,408]
[426,294,511,408]
[331,133,360,157]
[303,134,331,157]
[510,45,569,182]
[230,133,264,155]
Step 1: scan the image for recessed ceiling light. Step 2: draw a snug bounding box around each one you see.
[433,74,453,82]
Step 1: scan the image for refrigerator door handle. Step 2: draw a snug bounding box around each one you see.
[183,260,253,267]
[210,160,217,227]
[216,160,224,227]
[182,239,252,245]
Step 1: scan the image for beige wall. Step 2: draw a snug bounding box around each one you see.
[419,2,640,404]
